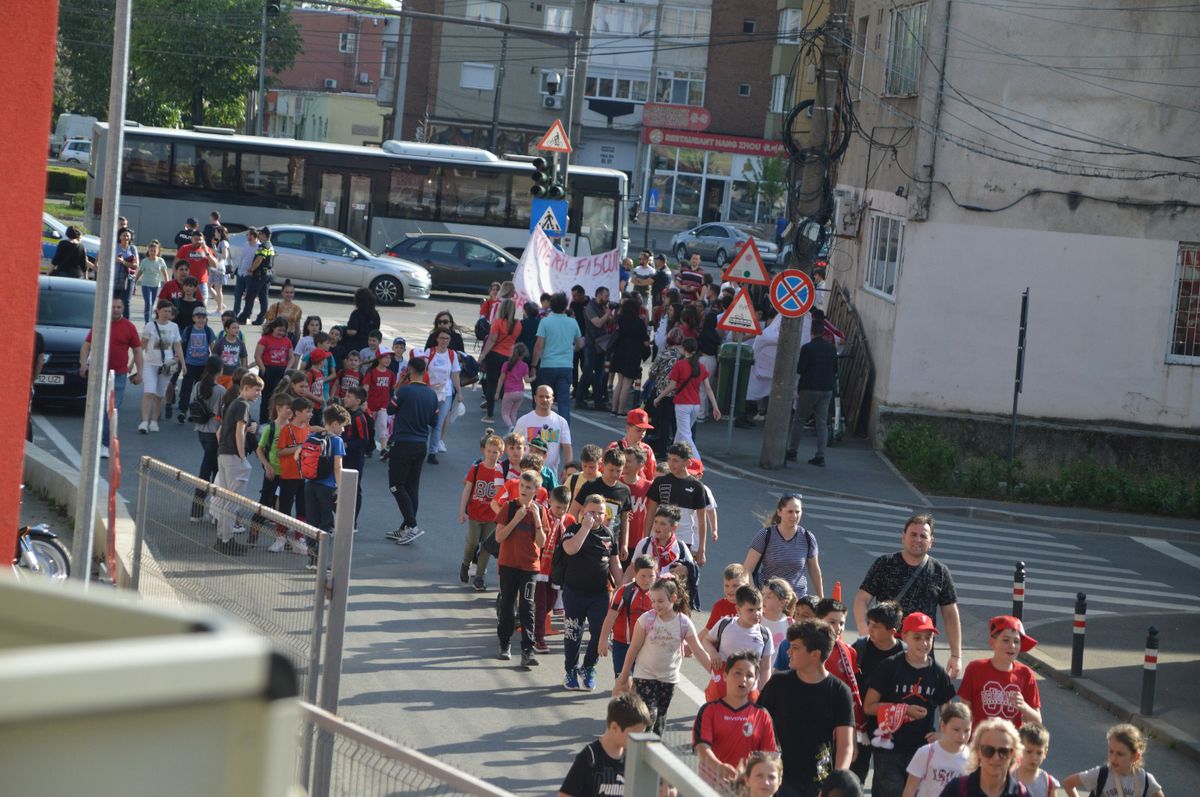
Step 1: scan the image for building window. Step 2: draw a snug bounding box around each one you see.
[770,75,788,113]
[465,0,503,23]
[585,68,650,102]
[382,44,397,79]
[545,5,572,33]
[865,213,903,298]
[338,32,357,54]
[1170,242,1200,363]
[655,69,705,106]
[738,83,752,97]
[778,8,804,44]
[661,6,711,39]
[743,18,757,34]
[460,62,496,91]
[886,3,927,96]
[850,15,869,100]
[593,4,655,37]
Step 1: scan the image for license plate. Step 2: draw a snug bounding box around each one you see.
[35,374,65,385]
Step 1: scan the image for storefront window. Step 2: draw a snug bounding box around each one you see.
[729,181,757,222]
[651,173,674,212]
[706,152,731,177]
[651,146,677,172]
[677,148,704,173]
[674,175,701,217]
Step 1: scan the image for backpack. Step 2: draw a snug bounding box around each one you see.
[187,390,215,424]
[298,431,334,481]
[474,316,491,341]
[458,352,480,386]
[1087,766,1148,797]
[185,326,216,362]
[616,582,645,640]
[714,616,772,660]
[752,525,817,588]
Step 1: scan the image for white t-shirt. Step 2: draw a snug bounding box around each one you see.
[632,264,656,293]
[713,617,774,664]
[142,320,181,367]
[761,615,790,648]
[633,611,695,683]
[294,335,317,361]
[1076,767,1160,797]
[426,349,461,401]
[513,409,572,471]
[905,742,969,797]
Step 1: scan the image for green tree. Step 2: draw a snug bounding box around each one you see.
[742,155,788,219]
[55,0,300,128]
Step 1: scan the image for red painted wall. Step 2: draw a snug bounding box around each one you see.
[1,0,58,555]
[274,9,388,94]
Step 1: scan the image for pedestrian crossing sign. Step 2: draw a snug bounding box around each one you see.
[716,287,762,335]
[537,119,573,153]
[531,198,568,238]
[721,238,771,285]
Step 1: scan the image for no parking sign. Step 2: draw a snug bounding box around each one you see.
[770,269,815,318]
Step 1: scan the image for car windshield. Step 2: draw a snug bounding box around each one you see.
[38,289,95,328]
[44,214,66,236]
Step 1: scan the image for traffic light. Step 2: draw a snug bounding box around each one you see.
[530,157,552,198]
[266,0,281,15]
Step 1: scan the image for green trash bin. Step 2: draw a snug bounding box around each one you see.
[716,342,754,418]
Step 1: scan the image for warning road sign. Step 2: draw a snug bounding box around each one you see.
[721,238,771,285]
[716,287,762,335]
[537,120,573,153]
[530,199,568,237]
[770,269,815,319]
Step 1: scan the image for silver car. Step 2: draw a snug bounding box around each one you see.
[230,224,431,305]
[669,222,779,268]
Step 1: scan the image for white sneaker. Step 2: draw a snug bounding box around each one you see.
[149,421,160,432]
[289,538,310,556]
[395,526,425,545]
[437,440,447,453]
[232,523,248,535]
[268,537,286,553]
[137,421,149,434]
[100,445,110,459]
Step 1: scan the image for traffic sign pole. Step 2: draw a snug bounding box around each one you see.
[725,342,743,454]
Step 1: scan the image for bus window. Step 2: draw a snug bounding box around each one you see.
[243,152,306,207]
[196,147,238,191]
[580,195,616,254]
[173,143,196,187]
[123,139,170,185]
[441,168,510,226]
[389,164,439,219]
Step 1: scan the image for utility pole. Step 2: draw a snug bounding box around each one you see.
[488,31,508,152]
[563,0,597,172]
[760,0,849,469]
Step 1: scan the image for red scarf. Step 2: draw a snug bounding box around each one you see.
[651,533,680,571]
[834,641,866,733]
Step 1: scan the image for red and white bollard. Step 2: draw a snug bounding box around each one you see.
[1070,592,1087,677]
[1141,626,1159,716]
[1011,562,1026,621]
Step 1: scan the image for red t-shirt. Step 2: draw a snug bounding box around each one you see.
[365,367,397,412]
[692,700,777,769]
[464,463,505,522]
[159,280,183,302]
[668,359,709,405]
[957,658,1041,729]
[705,598,737,631]
[676,267,703,303]
[495,501,548,572]
[259,334,293,368]
[496,479,548,506]
[86,319,141,374]
[622,476,652,553]
[608,583,654,645]
[335,369,362,398]
[480,298,499,323]
[608,439,656,483]
[175,243,212,283]
[491,318,522,358]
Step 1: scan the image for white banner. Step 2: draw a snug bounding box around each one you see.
[513,227,621,305]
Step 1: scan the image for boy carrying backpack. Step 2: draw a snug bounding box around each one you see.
[299,405,349,568]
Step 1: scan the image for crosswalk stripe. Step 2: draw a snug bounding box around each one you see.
[808,508,1056,541]
[854,546,1134,578]
[824,522,1082,551]
[955,597,1113,616]
[942,568,1182,595]
[948,581,1197,611]
[837,530,1104,562]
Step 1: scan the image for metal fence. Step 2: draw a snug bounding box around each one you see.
[131,456,334,704]
[626,729,726,797]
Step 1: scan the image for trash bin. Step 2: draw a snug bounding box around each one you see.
[716,342,754,418]
[0,578,298,796]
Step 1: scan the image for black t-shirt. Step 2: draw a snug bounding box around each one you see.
[175,297,205,326]
[424,329,466,352]
[570,299,589,334]
[560,740,625,797]
[647,473,706,513]
[859,553,958,622]
[561,522,618,595]
[757,672,854,793]
[217,397,252,456]
[851,637,904,731]
[577,477,632,541]
[345,308,381,351]
[651,268,671,306]
[937,772,1028,797]
[866,652,956,756]
[174,228,194,249]
[51,240,88,278]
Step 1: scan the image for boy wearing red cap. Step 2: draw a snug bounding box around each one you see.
[957,615,1042,730]
[863,612,956,797]
[607,409,657,482]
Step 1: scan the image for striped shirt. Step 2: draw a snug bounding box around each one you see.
[749,525,819,595]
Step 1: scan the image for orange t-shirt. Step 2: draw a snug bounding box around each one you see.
[491,318,522,358]
[277,422,307,480]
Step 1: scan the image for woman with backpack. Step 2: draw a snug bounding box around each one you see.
[652,337,720,464]
[189,357,226,522]
[479,298,522,424]
[741,494,823,598]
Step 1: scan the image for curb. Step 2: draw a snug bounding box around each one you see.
[927,503,1200,542]
[1020,648,1200,764]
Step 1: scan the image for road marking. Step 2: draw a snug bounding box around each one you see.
[817,514,1062,544]
[854,546,1135,577]
[1132,537,1200,571]
[943,567,1180,594]
[837,528,1102,561]
[676,670,709,707]
[32,413,82,464]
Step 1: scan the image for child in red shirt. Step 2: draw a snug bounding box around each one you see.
[334,350,363,399]
[365,350,397,453]
[619,449,652,554]
[491,453,549,513]
[494,469,550,666]
[270,397,315,555]
[698,563,749,645]
[598,555,656,676]
[958,615,1042,729]
[533,485,574,654]
[458,430,505,591]
[816,598,865,741]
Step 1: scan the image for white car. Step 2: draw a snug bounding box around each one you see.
[58,138,92,165]
[229,224,430,305]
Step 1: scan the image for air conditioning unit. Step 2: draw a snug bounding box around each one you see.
[324,78,338,89]
[542,95,563,110]
[358,72,370,85]
[832,190,861,237]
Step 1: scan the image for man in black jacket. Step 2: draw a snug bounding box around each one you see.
[787,321,838,466]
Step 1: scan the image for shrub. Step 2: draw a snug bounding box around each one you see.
[47,166,87,195]
[883,422,958,492]
[69,192,86,210]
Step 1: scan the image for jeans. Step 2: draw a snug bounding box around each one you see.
[140,285,159,324]
[562,585,610,673]
[674,403,701,460]
[101,373,127,447]
[578,344,607,405]
[214,454,252,542]
[537,367,572,426]
[427,391,454,455]
[305,481,337,533]
[610,640,630,678]
[387,441,426,528]
[463,519,495,577]
[231,275,249,318]
[116,281,133,319]
[177,362,206,415]
[788,389,832,457]
[197,282,209,303]
[497,566,538,653]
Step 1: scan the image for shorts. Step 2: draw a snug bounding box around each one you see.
[210,269,226,286]
[142,363,173,397]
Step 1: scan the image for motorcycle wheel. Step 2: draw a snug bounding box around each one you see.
[23,534,72,581]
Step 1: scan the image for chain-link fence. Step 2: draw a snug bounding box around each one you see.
[296,702,518,797]
[132,456,331,704]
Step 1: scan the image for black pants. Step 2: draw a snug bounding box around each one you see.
[481,351,507,417]
[344,454,365,524]
[304,481,337,533]
[387,441,426,528]
[251,473,279,535]
[177,363,205,414]
[497,566,537,653]
[278,478,306,521]
[191,430,219,518]
[649,396,676,459]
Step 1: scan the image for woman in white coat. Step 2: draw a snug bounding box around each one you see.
[745,307,780,419]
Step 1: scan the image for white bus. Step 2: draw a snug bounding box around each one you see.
[86,124,628,257]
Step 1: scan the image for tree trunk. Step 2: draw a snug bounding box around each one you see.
[191,89,205,127]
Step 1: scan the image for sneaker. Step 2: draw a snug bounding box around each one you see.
[426,454,439,465]
[213,538,247,556]
[378,447,391,461]
[784,449,798,462]
[304,561,318,572]
[563,668,581,690]
[459,562,470,584]
[149,421,160,432]
[481,416,494,424]
[521,650,539,669]
[437,440,447,453]
[177,413,186,424]
[232,523,248,535]
[808,455,826,467]
[473,578,486,592]
[395,526,424,545]
[288,538,310,556]
[534,641,551,655]
[137,421,148,434]
[268,537,286,553]
[498,644,512,661]
[100,445,110,459]
[188,512,204,523]
[581,667,597,691]
[385,527,408,541]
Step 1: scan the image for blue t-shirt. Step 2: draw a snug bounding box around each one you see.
[314,434,347,488]
[535,313,579,370]
[181,325,214,366]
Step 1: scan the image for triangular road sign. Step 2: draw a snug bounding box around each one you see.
[721,238,771,285]
[536,204,563,234]
[537,119,573,153]
[716,287,763,335]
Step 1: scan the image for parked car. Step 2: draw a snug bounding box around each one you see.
[669,222,779,268]
[382,233,519,294]
[59,138,92,165]
[41,212,101,273]
[228,224,431,305]
[35,276,96,403]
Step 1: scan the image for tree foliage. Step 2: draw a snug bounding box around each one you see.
[55,0,300,128]
[742,155,789,217]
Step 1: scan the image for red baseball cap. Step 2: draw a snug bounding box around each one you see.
[989,615,1037,652]
[309,349,329,364]
[897,612,938,637]
[625,408,654,429]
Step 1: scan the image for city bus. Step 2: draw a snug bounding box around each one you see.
[85,123,628,257]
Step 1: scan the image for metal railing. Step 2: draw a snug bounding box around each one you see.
[626,731,725,797]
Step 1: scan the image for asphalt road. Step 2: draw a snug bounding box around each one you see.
[31,287,1200,792]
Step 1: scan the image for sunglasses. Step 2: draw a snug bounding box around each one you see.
[979,745,1014,760]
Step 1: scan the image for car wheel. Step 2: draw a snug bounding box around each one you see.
[66,158,80,164]
[674,244,688,262]
[715,249,728,268]
[370,276,403,306]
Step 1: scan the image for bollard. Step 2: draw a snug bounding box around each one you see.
[1012,561,1026,621]
[1070,592,1087,677]
[1141,626,1159,716]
